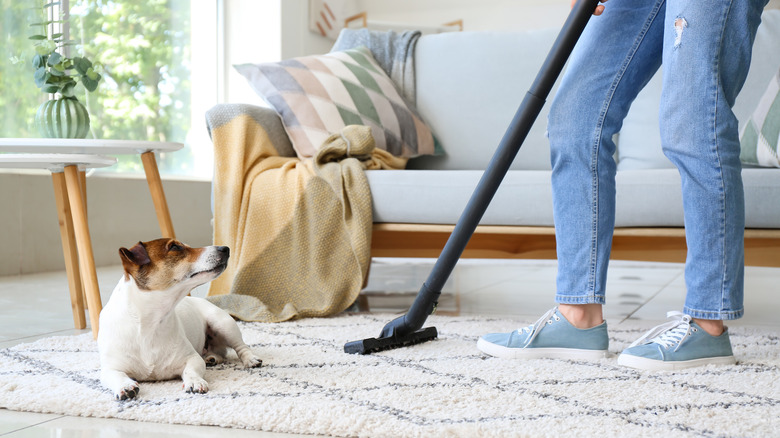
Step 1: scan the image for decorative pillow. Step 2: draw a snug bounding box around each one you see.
[740,69,780,168]
[235,47,436,159]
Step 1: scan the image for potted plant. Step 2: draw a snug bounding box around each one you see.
[23,1,103,138]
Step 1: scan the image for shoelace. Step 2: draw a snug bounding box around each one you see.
[628,311,697,351]
[517,307,560,349]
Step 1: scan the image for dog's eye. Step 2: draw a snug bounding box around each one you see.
[168,244,182,252]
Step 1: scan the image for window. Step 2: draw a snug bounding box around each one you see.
[1,2,42,138]
[1,0,219,178]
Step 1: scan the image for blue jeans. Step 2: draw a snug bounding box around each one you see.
[548,0,768,320]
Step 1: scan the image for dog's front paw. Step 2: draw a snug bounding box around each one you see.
[115,380,140,401]
[183,376,208,394]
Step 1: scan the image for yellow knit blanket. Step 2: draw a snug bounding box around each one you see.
[206,106,405,322]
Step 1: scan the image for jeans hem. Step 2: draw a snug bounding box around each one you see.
[684,307,744,321]
[555,295,606,305]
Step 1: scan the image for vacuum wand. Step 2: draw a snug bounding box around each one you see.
[345,0,602,355]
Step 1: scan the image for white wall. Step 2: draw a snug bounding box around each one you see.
[223,0,282,105]
[280,0,335,59]
[358,0,571,32]
[359,0,780,31]
[276,0,572,61]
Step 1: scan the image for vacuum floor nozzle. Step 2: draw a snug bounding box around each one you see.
[344,326,438,354]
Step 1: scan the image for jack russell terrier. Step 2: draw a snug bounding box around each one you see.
[98,238,262,400]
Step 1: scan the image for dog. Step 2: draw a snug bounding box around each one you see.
[97,238,262,400]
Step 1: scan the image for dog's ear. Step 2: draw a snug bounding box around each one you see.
[119,242,151,272]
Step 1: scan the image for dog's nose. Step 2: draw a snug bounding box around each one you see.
[217,246,230,257]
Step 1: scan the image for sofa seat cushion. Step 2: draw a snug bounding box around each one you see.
[366,168,780,228]
[367,169,554,226]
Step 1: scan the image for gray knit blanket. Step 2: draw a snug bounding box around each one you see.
[330,28,421,104]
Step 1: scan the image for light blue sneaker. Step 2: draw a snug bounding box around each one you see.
[477,307,609,360]
[617,311,736,371]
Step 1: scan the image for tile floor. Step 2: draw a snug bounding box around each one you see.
[1,258,779,437]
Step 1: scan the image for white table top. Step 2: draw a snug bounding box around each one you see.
[0,138,183,155]
[0,153,117,172]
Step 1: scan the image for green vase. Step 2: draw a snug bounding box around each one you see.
[35,97,91,139]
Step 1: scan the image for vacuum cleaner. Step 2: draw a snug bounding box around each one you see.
[345,0,602,355]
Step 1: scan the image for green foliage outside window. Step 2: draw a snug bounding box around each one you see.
[2,0,196,175]
[1,1,42,139]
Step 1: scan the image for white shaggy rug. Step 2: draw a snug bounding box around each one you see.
[1,313,779,437]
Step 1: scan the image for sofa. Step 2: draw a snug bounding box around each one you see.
[222,9,780,268]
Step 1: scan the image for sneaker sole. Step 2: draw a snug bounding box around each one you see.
[476,338,609,360]
[617,353,736,371]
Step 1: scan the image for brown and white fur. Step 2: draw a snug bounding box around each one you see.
[97,238,261,400]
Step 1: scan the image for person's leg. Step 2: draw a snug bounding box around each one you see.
[660,0,766,325]
[618,0,768,371]
[478,0,666,358]
[549,0,665,327]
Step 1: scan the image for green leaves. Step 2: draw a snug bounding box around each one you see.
[33,66,49,87]
[21,3,102,98]
[29,49,104,96]
[73,56,92,75]
[47,51,61,66]
[81,65,102,92]
[29,20,65,30]
[33,39,56,55]
[41,84,60,94]
[32,54,45,69]
[81,77,99,92]
[60,81,76,98]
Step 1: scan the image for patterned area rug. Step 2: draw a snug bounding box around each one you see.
[1,313,778,437]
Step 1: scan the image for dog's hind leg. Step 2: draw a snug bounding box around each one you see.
[204,308,262,369]
[203,331,228,366]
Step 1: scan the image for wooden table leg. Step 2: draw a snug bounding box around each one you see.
[79,170,87,216]
[78,170,89,309]
[64,165,102,338]
[51,172,87,330]
[141,151,176,239]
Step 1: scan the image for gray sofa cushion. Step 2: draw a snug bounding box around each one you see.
[408,29,559,172]
[367,169,554,225]
[367,168,780,228]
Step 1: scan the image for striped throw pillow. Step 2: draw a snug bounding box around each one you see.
[235,47,435,159]
[740,69,780,168]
